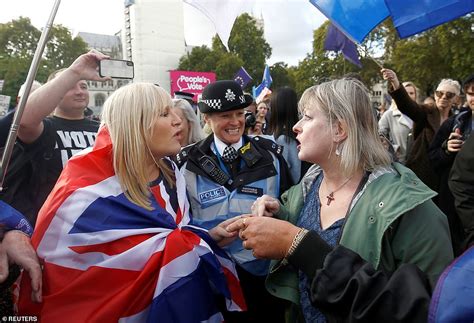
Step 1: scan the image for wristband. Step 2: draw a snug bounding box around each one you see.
[0,201,33,237]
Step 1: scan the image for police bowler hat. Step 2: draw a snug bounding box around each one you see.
[198,80,253,114]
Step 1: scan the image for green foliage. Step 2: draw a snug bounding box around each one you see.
[215,53,244,80]
[182,12,473,99]
[270,62,295,90]
[45,24,89,71]
[229,13,272,83]
[291,15,473,97]
[0,17,40,59]
[0,18,88,104]
[178,45,219,72]
[387,15,474,96]
[178,13,273,91]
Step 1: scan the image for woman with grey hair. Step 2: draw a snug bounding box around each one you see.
[381,68,461,192]
[172,99,205,146]
[227,78,453,322]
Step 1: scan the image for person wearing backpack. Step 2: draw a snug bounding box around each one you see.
[5,50,109,226]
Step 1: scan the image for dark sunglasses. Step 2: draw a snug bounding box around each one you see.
[435,90,456,99]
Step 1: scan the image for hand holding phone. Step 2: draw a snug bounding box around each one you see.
[99,59,134,79]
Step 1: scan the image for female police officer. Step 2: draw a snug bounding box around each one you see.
[176,80,292,322]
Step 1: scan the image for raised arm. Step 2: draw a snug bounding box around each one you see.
[18,50,109,143]
[381,68,427,125]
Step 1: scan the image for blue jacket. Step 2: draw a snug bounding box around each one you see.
[177,134,292,275]
[429,246,474,323]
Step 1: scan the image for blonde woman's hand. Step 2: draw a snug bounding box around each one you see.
[208,216,246,247]
[250,195,280,217]
[381,68,401,90]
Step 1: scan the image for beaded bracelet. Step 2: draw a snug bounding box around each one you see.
[284,228,309,261]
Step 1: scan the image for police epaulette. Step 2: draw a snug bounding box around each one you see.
[175,143,196,167]
[251,136,283,155]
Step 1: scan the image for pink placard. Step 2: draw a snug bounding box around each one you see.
[170,70,216,102]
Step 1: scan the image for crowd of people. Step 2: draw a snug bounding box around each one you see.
[0,49,473,322]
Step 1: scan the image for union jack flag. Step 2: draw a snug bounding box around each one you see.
[17,127,245,322]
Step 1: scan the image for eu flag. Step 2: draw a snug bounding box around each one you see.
[310,0,473,43]
[324,23,362,68]
[233,66,253,89]
[254,65,272,99]
[385,0,474,38]
[309,0,389,43]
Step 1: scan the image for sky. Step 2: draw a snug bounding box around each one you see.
[0,0,327,66]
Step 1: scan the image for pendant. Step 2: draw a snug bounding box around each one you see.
[326,192,335,206]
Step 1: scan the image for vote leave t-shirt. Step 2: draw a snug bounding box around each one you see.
[17,116,100,225]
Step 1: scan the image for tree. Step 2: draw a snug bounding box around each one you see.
[178,13,272,89]
[0,17,40,59]
[270,62,295,90]
[0,17,88,103]
[44,25,89,71]
[385,15,474,96]
[292,14,474,97]
[178,45,218,72]
[228,13,272,84]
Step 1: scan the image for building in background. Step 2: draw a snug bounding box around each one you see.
[122,0,186,92]
[370,81,388,109]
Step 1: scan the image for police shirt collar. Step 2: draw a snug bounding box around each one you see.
[213,135,243,157]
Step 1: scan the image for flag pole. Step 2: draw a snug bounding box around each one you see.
[324,19,384,69]
[357,44,384,69]
[0,0,61,190]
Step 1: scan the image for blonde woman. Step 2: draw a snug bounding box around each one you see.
[18,83,244,321]
[378,81,417,164]
[228,78,453,322]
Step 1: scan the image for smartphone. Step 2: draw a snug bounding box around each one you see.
[99,59,134,79]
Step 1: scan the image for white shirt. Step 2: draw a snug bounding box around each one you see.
[213,135,243,157]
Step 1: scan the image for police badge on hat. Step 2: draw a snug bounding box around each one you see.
[198,80,253,113]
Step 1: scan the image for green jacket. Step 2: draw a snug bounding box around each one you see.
[266,163,453,306]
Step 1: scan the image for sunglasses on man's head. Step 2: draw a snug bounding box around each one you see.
[435,90,456,99]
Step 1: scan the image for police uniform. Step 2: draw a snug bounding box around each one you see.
[176,80,291,322]
[177,134,291,272]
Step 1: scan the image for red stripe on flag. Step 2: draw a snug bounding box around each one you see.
[160,229,201,267]
[69,233,155,256]
[18,253,164,320]
[222,267,247,311]
[175,206,183,225]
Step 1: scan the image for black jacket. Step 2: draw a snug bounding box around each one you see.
[428,108,472,255]
[389,85,450,192]
[288,233,432,323]
[449,133,474,249]
[176,134,293,194]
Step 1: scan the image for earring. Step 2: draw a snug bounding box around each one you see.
[335,142,342,156]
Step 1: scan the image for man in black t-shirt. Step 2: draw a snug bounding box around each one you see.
[14,50,110,225]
